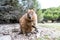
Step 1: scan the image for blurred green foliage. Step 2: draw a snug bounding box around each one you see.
[38,7,60,22]
[36,6,60,22]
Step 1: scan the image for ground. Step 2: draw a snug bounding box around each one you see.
[0,23,60,40]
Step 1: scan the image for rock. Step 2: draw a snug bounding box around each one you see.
[0,35,11,40]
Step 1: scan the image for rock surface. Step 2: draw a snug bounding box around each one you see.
[0,35,11,40]
[0,24,60,40]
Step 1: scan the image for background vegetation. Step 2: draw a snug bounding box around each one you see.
[0,0,60,24]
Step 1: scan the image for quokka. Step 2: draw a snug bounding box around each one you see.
[19,9,38,36]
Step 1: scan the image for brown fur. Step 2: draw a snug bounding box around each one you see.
[19,9,37,36]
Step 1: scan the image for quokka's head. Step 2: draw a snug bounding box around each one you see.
[27,9,35,20]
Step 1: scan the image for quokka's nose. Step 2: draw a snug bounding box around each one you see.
[28,16,31,19]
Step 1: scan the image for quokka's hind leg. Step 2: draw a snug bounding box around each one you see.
[21,27,28,36]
